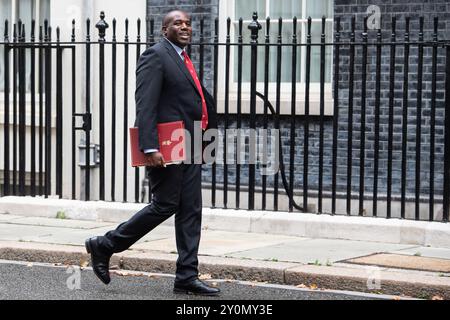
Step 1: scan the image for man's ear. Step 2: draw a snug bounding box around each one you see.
[162,26,167,37]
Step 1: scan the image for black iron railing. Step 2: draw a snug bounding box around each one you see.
[0,11,449,222]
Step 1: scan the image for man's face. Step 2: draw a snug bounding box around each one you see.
[163,11,192,48]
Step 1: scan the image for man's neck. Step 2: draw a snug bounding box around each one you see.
[164,37,185,50]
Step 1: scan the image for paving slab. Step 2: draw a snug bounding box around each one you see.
[0,214,24,222]
[227,238,418,264]
[389,246,450,260]
[0,223,175,247]
[1,217,114,229]
[343,253,450,273]
[132,229,303,255]
[0,224,67,242]
[2,197,450,248]
[19,228,112,246]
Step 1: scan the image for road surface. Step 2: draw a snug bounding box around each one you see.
[0,260,393,300]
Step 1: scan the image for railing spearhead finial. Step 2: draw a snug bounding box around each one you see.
[248,11,262,42]
[96,11,109,42]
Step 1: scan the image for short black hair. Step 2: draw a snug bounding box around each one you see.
[162,9,190,27]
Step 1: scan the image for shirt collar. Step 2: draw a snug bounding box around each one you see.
[164,37,185,60]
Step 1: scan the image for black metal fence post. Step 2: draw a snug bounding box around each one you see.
[30,20,36,197]
[18,22,26,197]
[400,17,411,219]
[38,25,44,196]
[71,20,76,200]
[134,18,141,203]
[303,17,312,212]
[415,17,424,220]
[358,17,368,216]
[274,17,282,212]
[56,27,63,198]
[3,20,10,196]
[387,17,397,219]
[211,17,218,208]
[262,17,270,211]
[289,17,298,212]
[444,44,450,222]
[44,22,52,198]
[236,18,243,210]
[429,17,439,221]
[96,11,109,201]
[372,20,382,217]
[346,16,356,215]
[331,17,341,214]
[318,16,326,214]
[248,12,261,211]
[111,18,117,202]
[223,17,230,209]
[12,23,17,195]
[84,19,92,201]
[122,18,129,203]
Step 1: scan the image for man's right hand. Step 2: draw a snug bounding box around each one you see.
[146,152,166,167]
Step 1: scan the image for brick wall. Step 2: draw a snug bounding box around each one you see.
[147,0,449,210]
[332,0,449,199]
[146,0,218,92]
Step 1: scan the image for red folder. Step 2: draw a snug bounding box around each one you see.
[129,121,186,167]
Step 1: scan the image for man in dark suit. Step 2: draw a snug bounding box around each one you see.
[85,10,219,296]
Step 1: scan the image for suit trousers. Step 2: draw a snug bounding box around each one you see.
[98,164,202,284]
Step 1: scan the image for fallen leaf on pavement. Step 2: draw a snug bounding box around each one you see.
[309,284,318,290]
[296,284,307,288]
[112,270,145,277]
[27,263,33,267]
[249,281,268,287]
[80,260,89,268]
[432,295,443,300]
[199,274,212,280]
[132,273,144,277]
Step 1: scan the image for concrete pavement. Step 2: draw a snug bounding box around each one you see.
[0,211,449,299]
[1,196,449,248]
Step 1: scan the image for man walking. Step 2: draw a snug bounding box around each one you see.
[85,10,219,296]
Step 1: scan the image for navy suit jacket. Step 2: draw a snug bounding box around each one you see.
[135,38,218,161]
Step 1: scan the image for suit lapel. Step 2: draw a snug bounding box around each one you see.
[162,39,200,96]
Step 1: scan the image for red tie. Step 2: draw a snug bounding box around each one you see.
[182,51,208,130]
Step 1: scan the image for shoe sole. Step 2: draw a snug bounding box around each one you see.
[85,238,111,285]
[173,288,220,296]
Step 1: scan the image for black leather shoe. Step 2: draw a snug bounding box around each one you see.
[85,237,111,285]
[174,279,220,296]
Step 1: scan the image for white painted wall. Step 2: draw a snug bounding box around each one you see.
[0,0,147,201]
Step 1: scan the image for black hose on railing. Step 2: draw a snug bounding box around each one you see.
[256,92,305,212]
[139,92,305,211]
